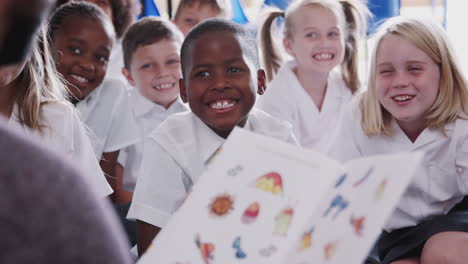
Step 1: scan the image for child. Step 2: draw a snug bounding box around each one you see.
[0,24,112,197]
[117,17,187,196]
[330,17,468,264]
[127,18,297,255]
[256,0,368,153]
[54,0,140,82]
[48,2,139,199]
[173,0,231,36]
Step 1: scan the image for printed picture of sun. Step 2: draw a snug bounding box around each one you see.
[209,193,234,217]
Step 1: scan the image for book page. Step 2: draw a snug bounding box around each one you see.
[138,128,341,264]
[287,152,422,264]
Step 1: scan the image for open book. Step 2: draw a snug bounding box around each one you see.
[138,128,422,264]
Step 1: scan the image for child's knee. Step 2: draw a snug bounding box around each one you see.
[421,231,468,264]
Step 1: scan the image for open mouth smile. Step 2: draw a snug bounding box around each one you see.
[208,99,238,112]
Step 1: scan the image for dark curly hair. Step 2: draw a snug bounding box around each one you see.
[180,18,259,78]
[54,0,138,38]
[48,2,114,42]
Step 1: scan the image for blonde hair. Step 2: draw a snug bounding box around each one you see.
[361,16,468,136]
[258,0,369,94]
[14,24,67,131]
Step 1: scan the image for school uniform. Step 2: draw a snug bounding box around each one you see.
[127,108,297,228]
[8,101,113,197]
[117,89,187,192]
[256,60,353,153]
[105,40,127,84]
[76,78,139,159]
[330,101,468,263]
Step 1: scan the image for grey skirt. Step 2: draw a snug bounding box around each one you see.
[366,197,468,264]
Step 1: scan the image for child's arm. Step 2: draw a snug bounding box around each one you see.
[114,163,133,203]
[136,220,161,256]
[127,136,188,253]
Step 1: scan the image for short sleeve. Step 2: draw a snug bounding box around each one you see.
[103,80,139,153]
[117,146,128,166]
[70,109,113,197]
[40,102,113,197]
[127,138,187,228]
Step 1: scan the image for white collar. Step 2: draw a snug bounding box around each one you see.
[390,118,453,149]
[281,60,345,100]
[133,90,186,118]
[75,84,103,122]
[193,113,228,165]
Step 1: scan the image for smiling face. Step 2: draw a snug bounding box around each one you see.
[52,16,114,102]
[180,31,265,138]
[123,39,182,108]
[375,34,440,132]
[284,4,344,73]
[174,3,220,36]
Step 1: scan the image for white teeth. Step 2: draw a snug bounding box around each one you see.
[393,95,414,102]
[70,74,89,83]
[313,53,333,60]
[210,100,236,110]
[155,83,174,90]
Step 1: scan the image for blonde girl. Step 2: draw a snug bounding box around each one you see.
[332,17,468,264]
[256,0,368,153]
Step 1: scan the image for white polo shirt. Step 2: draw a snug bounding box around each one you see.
[127,108,297,228]
[105,40,127,84]
[117,89,187,191]
[329,101,468,231]
[256,60,353,153]
[9,102,113,197]
[76,78,140,158]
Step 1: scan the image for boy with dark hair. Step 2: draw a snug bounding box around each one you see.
[128,18,297,255]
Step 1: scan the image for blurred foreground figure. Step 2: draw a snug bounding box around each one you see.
[0,119,132,264]
[0,0,54,64]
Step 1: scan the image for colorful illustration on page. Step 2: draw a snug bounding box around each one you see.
[259,244,277,257]
[241,202,260,224]
[375,179,388,200]
[227,165,243,177]
[273,206,294,236]
[323,194,349,220]
[298,226,314,251]
[209,193,234,217]
[195,234,214,264]
[232,236,247,259]
[324,241,338,260]
[335,174,347,188]
[353,167,374,188]
[254,172,283,195]
[350,215,366,236]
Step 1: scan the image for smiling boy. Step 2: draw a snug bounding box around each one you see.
[127,19,297,255]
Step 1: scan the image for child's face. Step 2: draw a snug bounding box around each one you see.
[123,39,182,108]
[375,34,440,129]
[82,0,113,20]
[52,16,113,102]
[284,5,344,74]
[174,3,220,36]
[180,31,265,139]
